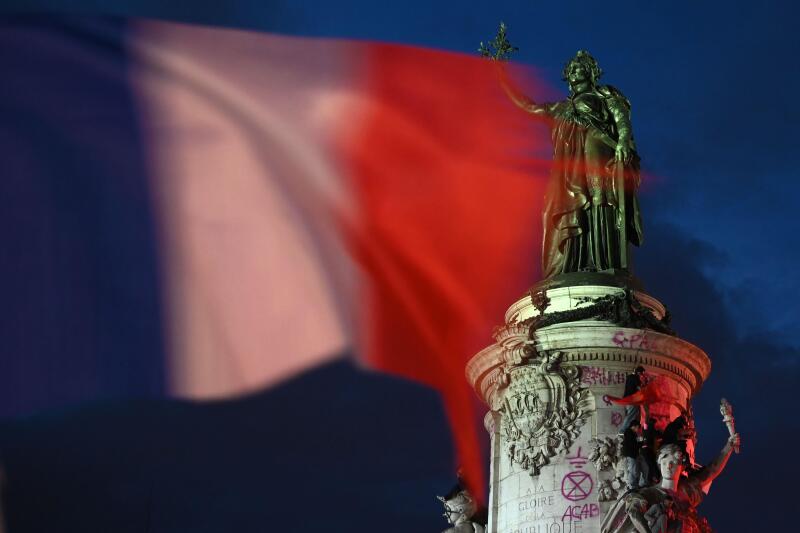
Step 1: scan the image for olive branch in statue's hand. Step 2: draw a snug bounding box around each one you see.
[479,22,518,61]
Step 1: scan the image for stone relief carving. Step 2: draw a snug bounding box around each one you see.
[591,435,626,502]
[530,289,551,314]
[501,352,594,475]
[438,489,486,533]
[493,323,533,368]
[598,479,617,502]
[598,460,628,502]
[589,435,621,471]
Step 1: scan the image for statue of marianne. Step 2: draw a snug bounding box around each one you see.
[497,49,644,279]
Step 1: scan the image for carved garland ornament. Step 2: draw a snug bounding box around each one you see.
[523,289,675,336]
[501,352,594,475]
[588,435,621,472]
[589,436,626,502]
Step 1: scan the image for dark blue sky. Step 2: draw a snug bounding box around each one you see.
[8,0,795,341]
[0,2,797,532]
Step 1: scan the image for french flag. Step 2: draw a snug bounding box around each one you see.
[0,16,551,496]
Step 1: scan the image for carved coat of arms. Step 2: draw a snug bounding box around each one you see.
[501,352,593,475]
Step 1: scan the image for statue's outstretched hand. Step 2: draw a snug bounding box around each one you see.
[726,433,741,451]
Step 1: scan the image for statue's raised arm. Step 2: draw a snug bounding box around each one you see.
[693,432,740,492]
[692,402,741,491]
[480,23,551,116]
[497,65,553,116]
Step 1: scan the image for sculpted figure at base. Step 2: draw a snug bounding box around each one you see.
[600,429,741,533]
[484,26,644,279]
[437,488,486,533]
[589,435,621,471]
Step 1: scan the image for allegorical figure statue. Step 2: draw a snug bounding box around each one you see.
[437,488,486,533]
[600,429,741,533]
[482,28,643,279]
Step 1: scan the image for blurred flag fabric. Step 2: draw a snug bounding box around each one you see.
[0,16,551,494]
[607,376,683,411]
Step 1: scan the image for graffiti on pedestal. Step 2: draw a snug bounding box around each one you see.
[561,448,593,501]
[559,448,599,532]
[580,366,627,386]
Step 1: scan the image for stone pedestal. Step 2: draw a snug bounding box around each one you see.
[466,282,710,533]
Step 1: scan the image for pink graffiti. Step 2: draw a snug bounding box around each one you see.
[611,411,623,427]
[611,330,652,349]
[581,366,627,386]
[562,503,600,522]
[561,471,593,501]
[566,447,588,467]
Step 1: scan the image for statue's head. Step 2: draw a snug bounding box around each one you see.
[657,443,685,480]
[437,490,477,525]
[562,50,602,90]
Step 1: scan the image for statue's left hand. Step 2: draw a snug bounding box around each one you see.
[727,433,741,451]
[614,142,632,165]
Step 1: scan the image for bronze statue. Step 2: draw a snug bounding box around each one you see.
[482,26,643,279]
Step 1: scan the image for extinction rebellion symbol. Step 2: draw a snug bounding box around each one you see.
[561,471,593,501]
[560,447,593,502]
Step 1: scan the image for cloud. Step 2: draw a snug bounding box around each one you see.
[638,221,798,530]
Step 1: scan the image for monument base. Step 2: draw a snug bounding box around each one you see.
[467,282,711,533]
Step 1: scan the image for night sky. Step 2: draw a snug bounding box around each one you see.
[0,2,798,532]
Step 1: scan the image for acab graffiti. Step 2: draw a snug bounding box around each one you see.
[561,503,600,522]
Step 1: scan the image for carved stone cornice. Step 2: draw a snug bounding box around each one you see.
[467,286,711,408]
[506,286,671,334]
[467,324,710,408]
[532,326,710,391]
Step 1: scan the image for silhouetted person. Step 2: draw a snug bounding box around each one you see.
[622,420,644,490]
[662,415,685,445]
[641,417,661,484]
[620,366,646,431]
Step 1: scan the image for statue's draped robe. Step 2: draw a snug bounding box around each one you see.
[539,88,644,278]
[600,479,713,533]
